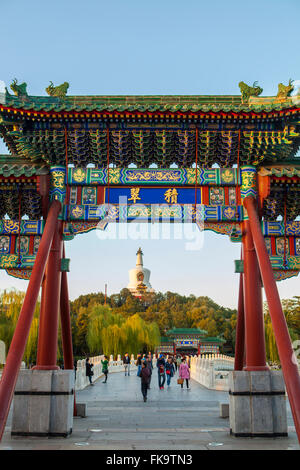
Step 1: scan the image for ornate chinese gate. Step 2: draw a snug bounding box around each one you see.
[0,80,300,440]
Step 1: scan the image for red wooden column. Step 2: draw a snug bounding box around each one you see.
[60,244,74,370]
[242,220,268,371]
[244,195,300,443]
[36,276,47,366]
[0,200,61,441]
[34,219,63,370]
[234,272,245,371]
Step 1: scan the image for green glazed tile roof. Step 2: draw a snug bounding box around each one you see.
[0,155,49,176]
[202,336,226,343]
[160,337,174,343]
[1,91,299,113]
[166,328,207,336]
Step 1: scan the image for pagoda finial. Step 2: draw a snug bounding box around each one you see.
[136,247,143,267]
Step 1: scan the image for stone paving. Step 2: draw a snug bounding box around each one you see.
[0,369,299,450]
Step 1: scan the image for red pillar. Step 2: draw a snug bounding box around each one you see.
[234,272,245,371]
[244,196,300,443]
[0,200,61,441]
[242,220,268,371]
[34,220,63,370]
[60,244,74,370]
[36,275,46,366]
[59,244,77,416]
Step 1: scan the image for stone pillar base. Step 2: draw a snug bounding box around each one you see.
[229,370,287,438]
[11,369,74,438]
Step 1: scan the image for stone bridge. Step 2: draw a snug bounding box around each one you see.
[0,354,298,450]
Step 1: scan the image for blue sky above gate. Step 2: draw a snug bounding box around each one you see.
[0,0,299,307]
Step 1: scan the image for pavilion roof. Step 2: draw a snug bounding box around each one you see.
[202,336,226,343]
[165,328,208,336]
[1,90,300,168]
[1,91,298,113]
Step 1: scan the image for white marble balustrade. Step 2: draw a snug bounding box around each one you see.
[190,354,234,391]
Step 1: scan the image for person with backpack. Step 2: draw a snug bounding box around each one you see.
[165,356,175,387]
[140,361,151,402]
[157,354,166,390]
[101,355,109,383]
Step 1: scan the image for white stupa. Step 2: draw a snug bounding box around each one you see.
[127,248,155,298]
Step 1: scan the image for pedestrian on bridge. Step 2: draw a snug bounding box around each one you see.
[179,358,190,389]
[85,357,94,386]
[136,354,142,377]
[146,353,153,389]
[157,354,166,390]
[101,356,109,383]
[173,354,178,373]
[123,353,131,376]
[165,356,175,387]
[140,361,151,402]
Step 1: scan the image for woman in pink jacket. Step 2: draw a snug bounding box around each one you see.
[179,358,190,389]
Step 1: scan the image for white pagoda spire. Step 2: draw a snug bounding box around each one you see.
[136,247,143,267]
[127,248,155,298]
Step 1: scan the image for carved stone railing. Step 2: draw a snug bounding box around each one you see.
[190,354,234,391]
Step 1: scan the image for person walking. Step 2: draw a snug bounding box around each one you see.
[173,354,178,373]
[165,356,175,387]
[146,353,153,389]
[136,354,142,377]
[157,354,166,390]
[101,355,109,383]
[140,361,151,402]
[123,352,131,376]
[179,357,190,389]
[85,357,94,386]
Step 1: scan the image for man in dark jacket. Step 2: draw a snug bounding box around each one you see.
[140,361,151,402]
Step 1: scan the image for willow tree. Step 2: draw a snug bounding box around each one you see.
[86,306,160,357]
[101,324,126,357]
[0,289,40,365]
[122,314,160,356]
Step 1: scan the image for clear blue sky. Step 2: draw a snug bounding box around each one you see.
[0,0,299,307]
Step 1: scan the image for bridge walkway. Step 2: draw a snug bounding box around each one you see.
[0,368,299,450]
